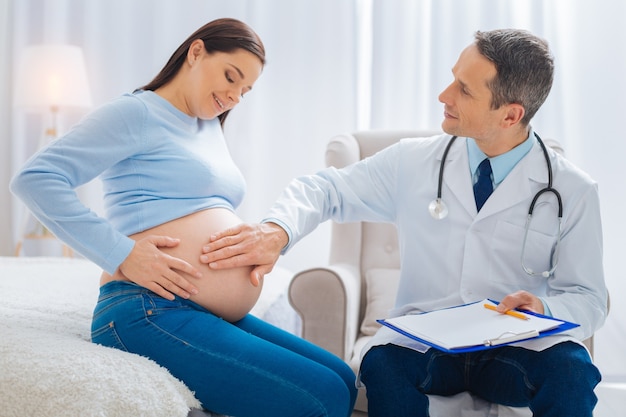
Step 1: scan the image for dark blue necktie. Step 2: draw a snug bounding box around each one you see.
[474,158,493,211]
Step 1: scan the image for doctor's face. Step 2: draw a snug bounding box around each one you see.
[438,44,503,140]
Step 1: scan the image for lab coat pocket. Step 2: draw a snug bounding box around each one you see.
[492,220,556,287]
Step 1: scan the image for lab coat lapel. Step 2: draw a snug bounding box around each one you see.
[476,143,547,219]
[439,139,548,220]
[439,138,476,218]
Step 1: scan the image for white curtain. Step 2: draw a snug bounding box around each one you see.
[4,0,624,380]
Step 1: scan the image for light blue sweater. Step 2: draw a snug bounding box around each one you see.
[11,90,246,274]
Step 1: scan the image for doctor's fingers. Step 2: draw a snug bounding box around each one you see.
[202,234,267,266]
[206,246,272,270]
[248,263,278,287]
[204,223,253,251]
[498,290,543,314]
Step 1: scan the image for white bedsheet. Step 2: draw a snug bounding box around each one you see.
[0,256,298,417]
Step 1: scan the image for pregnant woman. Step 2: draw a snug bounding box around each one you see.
[11,18,356,417]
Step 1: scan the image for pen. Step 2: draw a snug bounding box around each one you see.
[483,303,529,320]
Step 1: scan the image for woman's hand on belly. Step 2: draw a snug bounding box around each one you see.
[118,235,203,300]
[110,209,264,322]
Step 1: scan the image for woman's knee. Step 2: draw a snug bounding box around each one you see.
[297,372,354,417]
[282,356,356,417]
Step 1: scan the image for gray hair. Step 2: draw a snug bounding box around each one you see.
[474,29,554,126]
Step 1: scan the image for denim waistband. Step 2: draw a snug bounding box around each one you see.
[97,280,210,313]
[98,280,145,297]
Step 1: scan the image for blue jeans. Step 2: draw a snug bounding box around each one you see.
[91,281,357,417]
[360,342,601,417]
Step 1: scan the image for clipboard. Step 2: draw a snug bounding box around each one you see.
[377,299,579,353]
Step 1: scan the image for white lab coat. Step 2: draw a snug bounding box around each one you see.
[265,133,608,353]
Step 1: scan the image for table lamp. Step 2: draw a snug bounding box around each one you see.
[14,44,92,143]
[13,44,93,256]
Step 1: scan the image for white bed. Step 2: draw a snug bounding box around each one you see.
[0,256,300,417]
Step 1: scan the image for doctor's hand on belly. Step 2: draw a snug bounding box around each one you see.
[200,222,289,286]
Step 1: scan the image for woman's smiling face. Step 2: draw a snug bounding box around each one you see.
[179,40,263,120]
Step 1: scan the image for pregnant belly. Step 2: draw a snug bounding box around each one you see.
[103,208,261,322]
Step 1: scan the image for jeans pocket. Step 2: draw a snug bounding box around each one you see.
[91,320,129,352]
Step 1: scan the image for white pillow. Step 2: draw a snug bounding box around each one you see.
[360,268,401,336]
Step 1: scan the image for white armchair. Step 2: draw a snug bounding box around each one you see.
[288,130,593,416]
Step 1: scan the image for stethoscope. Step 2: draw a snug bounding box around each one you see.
[428,133,563,278]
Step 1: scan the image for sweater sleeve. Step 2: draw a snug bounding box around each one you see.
[10,95,148,273]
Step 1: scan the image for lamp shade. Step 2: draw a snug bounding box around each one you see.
[13,44,92,110]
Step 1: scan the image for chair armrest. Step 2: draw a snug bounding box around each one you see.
[288,264,361,361]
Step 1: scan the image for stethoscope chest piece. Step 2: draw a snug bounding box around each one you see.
[428,198,449,219]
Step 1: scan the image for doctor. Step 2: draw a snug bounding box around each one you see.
[201,29,608,416]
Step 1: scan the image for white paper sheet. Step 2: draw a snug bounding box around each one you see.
[381,299,566,351]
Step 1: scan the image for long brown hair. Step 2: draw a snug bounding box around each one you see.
[139,18,265,126]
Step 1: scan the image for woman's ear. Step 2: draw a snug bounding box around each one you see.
[187,39,205,66]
